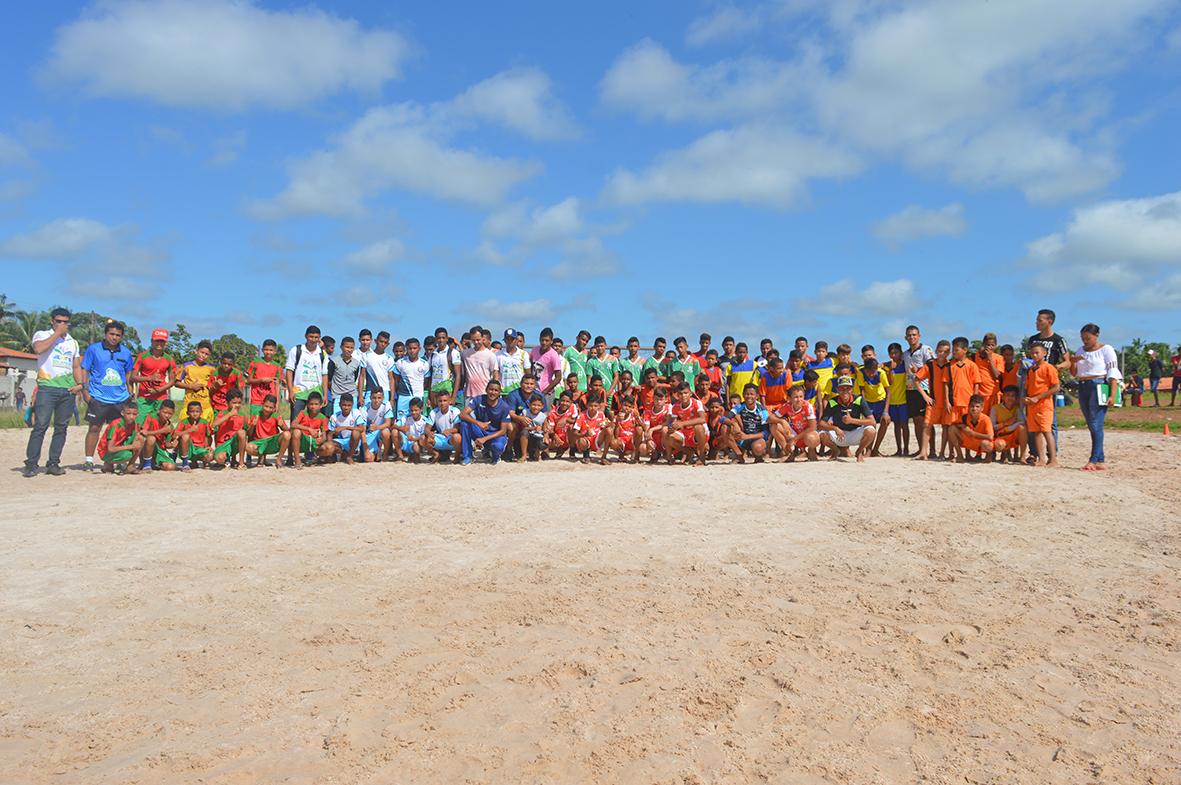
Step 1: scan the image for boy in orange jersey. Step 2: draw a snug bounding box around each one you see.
[948,337,982,421]
[913,340,952,461]
[666,382,709,466]
[290,391,331,468]
[998,345,1020,396]
[573,390,609,464]
[990,385,1027,463]
[758,356,791,409]
[139,399,178,471]
[97,399,143,475]
[245,340,283,415]
[245,394,291,468]
[949,394,994,462]
[971,333,1004,413]
[209,352,244,419]
[175,401,213,471]
[1024,344,1060,467]
[211,388,248,469]
[769,384,820,461]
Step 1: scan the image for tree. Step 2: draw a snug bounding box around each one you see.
[0,293,15,321]
[0,310,50,351]
[169,323,195,363]
[210,334,260,371]
[69,310,143,353]
[1119,338,1171,377]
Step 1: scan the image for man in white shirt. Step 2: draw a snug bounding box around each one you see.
[358,328,394,403]
[285,324,329,423]
[24,307,82,477]
[393,337,430,420]
[496,328,532,394]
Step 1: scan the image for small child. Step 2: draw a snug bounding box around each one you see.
[758,357,790,409]
[290,391,331,468]
[913,340,952,461]
[990,385,1027,463]
[211,388,248,469]
[520,394,548,462]
[642,387,672,462]
[209,352,243,419]
[244,394,290,468]
[363,388,394,462]
[428,392,463,463]
[246,340,283,415]
[666,382,708,466]
[769,384,820,461]
[573,391,609,464]
[547,391,579,459]
[140,399,178,471]
[394,398,430,463]
[886,342,910,455]
[950,393,994,462]
[601,395,641,463]
[327,392,366,464]
[1024,343,1060,467]
[721,383,770,463]
[175,401,213,471]
[858,357,892,456]
[97,400,143,475]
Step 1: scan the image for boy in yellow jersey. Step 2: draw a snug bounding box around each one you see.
[806,341,835,395]
[177,340,216,422]
[725,342,758,401]
[886,343,910,455]
[990,385,1027,463]
[858,357,893,456]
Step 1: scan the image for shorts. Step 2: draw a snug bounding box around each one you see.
[959,434,991,453]
[926,404,952,426]
[298,435,319,453]
[993,432,1021,451]
[866,400,887,421]
[949,406,968,423]
[136,398,165,423]
[617,435,635,452]
[1027,404,1053,432]
[395,397,412,421]
[793,433,813,449]
[188,445,211,461]
[905,389,927,417]
[363,430,385,453]
[152,446,176,466]
[86,399,125,425]
[575,427,603,446]
[333,435,355,452]
[433,432,456,451]
[738,430,769,449]
[552,427,570,448]
[250,435,282,455]
[828,425,871,448]
[676,427,699,448]
[431,379,454,394]
[888,403,909,423]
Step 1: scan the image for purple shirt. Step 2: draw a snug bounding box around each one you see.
[530,346,563,390]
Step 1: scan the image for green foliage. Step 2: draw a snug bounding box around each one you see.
[0,310,50,351]
[70,311,143,353]
[168,323,195,363]
[210,334,260,371]
[1118,338,1172,377]
[0,293,16,321]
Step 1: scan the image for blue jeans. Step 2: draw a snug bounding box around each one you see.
[26,386,75,468]
[1077,380,1106,463]
[460,421,507,463]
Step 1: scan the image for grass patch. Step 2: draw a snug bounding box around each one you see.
[1057,404,1180,432]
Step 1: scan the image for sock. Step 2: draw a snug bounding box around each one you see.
[85,456,94,464]
[583,449,590,459]
[181,458,189,468]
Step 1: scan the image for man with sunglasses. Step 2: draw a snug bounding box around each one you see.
[24,308,83,477]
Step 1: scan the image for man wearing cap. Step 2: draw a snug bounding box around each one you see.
[817,376,878,462]
[24,308,82,477]
[496,328,531,395]
[131,328,178,425]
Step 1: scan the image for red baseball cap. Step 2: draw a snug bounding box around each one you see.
[151,328,169,342]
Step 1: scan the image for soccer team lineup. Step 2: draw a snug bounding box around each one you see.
[24,306,1121,474]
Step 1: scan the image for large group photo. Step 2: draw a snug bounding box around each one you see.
[2,2,1180,784]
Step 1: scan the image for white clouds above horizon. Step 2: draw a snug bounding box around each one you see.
[873,203,966,247]
[1026,190,1181,293]
[810,279,923,317]
[342,238,405,273]
[45,0,411,111]
[445,68,578,140]
[477,197,620,280]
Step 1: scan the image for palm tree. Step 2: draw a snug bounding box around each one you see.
[0,293,14,321]
[0,309,50,352]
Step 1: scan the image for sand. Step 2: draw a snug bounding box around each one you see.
[1,427,1179,785]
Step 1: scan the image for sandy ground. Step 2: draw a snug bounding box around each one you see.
[1,427,1179,785]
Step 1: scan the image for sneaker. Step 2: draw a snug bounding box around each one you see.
[82,461,96,473]
[461,457,472,466]
[46,465,66,476]
[21,465,37,478]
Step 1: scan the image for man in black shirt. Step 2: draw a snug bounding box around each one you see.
[1147,349,1164,407]
[818,377,877,462]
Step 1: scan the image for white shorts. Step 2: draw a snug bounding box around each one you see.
[828,425,873,448]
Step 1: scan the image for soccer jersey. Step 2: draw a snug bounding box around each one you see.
[362,350,393,394]
[701,364,724,394]
[914,361,952,410]
[823,396,872,432]
[400,414,430,439]
[365,402,394,427]
[295,411,327,438]
[141,415,174,440]
[574,410,607,438]
[176,418,212,446]
[587,355,619,389]
[134,352,177,401]
[645,403,671,429]
[562,347,591,391]
[999,363,1020,394]
[619,355,646,384]
[887,362,908,405]
[178,361,215,419]
[495,348,530,392]
[991,402,1024,433]
[669,356,701,388]
[394,356,430,399]
[97,419,137,459]
[725,359,757,399]
[972,352,1003,401]
[858,367,890,403]
[671,397,705,424]
[245,359,282,406]
[468,395,511,430]
[329,410,366,433]
[614,413,638,442]
[960,413,994,438]
[431,407,462,433]
[807,357,835,396]
[215,414,246,444]
[250,413,282,439]
[1025,362,1059,399]
[948,360,981,409]
[81,342,134,404]
[775,400,816,433]
[730,402,769,435]
[210,369,243,411]
[759,371,789,407]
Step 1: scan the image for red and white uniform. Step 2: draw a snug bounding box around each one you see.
[614,413,638,450]
[774,400,815,447]
[671,398,705,447]
[551,404,578,447]
[574,410,607,445]
[645,403,671,449]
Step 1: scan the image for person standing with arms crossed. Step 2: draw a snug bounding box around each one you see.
[23,308,82,477]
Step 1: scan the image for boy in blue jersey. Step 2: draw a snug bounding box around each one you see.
[720,383,769,462]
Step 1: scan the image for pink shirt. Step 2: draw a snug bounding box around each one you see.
[530,346,563,390]
[462,348,499,397]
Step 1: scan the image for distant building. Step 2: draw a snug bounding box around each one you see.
[0,348,38,408]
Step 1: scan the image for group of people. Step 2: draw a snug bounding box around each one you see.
[20,307,1126,475]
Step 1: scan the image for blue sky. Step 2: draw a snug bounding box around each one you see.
[1,0,1179,351]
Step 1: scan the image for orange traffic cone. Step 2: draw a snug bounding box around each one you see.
[1166,422,1173,436]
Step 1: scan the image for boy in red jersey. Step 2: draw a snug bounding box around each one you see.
[98,400,143,474]
[290,391,331,468]
[209,352,244,418]
[602,394,643,463]
[546,390,579,458]
[140,399,178,471]
[573,391,609,464]
[245,340,282,415]
[641,386,672,462]
[667,382,708,466]
[176,401,213,471]
[245,394,290,468]
[130,328,176,424]
[770,384,820,461]
[211,388,248,469]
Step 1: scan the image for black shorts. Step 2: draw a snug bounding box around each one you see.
[85,399,125,425]
[905,389,927,417]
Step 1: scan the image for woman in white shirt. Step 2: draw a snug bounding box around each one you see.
[1071,323,1121,471]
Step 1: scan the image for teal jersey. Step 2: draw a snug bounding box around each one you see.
[563,347,590,392]
[619,355,646,384]
[669,357,701,387]
[587,356,619,388]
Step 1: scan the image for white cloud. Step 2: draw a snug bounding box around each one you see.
[1026,190,1181,291]
[0,218,116,257]
[445,68,577,140]
[250,103,542,218]
[600,39,807,123]
[460,298,562,324]
[603,125,860,208]
[810,278,922,316]
[46,0,410,110]
[484,197,583,246]
[1123,273,1181,311]
[873,203,966,246]
[475,197,620,279]
[343,238,404,272]
[67,275,161,301]
[208,130,248,167]
[685,6,765,47]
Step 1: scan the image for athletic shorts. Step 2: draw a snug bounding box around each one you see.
[950,406,969,423]
[433,433,455,451]
[926,404,952,426]
[364,430,384,453]
[188,445,211,461]
[960,434,991,453]
[793,433,813,449]
[151,446,176,466]
[617,435,635,453]
[738,430,769,449]
[993,432,1021,451]
[333,435,354,452]
[136,398,165,424]
[250,435,281,455]
[828,425,871,448]
[905,389,927,417]
[86,400,125,425]
[214,433,242,456]
[1027,404,1053,432]
[866,400,887,421]
[676,427,699,448]
[888,403,908,423]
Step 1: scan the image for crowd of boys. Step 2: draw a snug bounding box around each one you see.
[22,308,1083,475]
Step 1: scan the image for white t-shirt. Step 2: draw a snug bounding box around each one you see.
[527,410,547,435]
[401,413,430,439]
[365,402,393,427]
[360,350,392,393]
[432,407,462,433]
[329,410,366,433]
[285,343,329,396]
[496,348,531,391]
[394,356,430,398]
[429,347,459,383]
[33,330,79,388]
